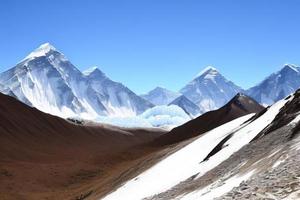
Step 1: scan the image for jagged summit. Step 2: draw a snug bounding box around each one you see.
[83,67,108,81]
[153,86,167,91]
[196,66,218,78]
[246,64,300,105]
[227,93,264,113]
[0,43,153,119]
[169,95,202,117]
[281,63,299,73]
[141,87,181,106]
[83,66,104,76]
[23,42,58,61]
[181,66,242,112]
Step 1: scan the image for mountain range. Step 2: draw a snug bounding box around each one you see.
[102,86,300,200]
[143,64,300,116]
[1,43,300,125]
[0,43,153,119]
[1,79,300,199]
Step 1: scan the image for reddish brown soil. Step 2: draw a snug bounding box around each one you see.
[0,93,263,200]
[0,93,166,200]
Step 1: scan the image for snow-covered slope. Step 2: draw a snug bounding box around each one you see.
[103,94,291,200]
[180,66,242,112]
[141,87,181,106]
[168,95,203,117]
[0,43,153,119]
[246,64,300,106]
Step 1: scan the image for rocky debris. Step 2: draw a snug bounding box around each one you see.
[147,117,300,200]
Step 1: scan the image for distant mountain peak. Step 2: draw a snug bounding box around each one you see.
[281,64,299,73]
[152,86,169,91]
[141,87,181,106]
[246,64,300,105]
[83,66,100,75]
[23,42,58,61]
[181,66,242,112]
[229,93,260,108]
[196,66,218,78]
[39,42,56,50]
[169,95,202,117]
[83,67,108,80]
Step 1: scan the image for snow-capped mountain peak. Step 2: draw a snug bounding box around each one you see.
[0,43,153,119]
[180,66,242,112]
[196,66,218,78]
[246,64,300,105]
[141,86,181,106]
[169,95,203,117]
[83,66,107,78]
[23,42,57,61]
[281,63,299,73]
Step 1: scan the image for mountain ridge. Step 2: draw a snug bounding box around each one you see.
[0,43,154,119]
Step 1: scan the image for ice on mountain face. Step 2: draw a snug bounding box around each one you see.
[196,66,218,78]
[141,105,191,128]
[141,87,181,106]
[246,64,300,105]
[95,105,190,129]
[23,43,57,61]
[83,66,104,77]
[169,95,203,117]
[180,66,242,112]
[86,69,154,116]
[0,43,153,120]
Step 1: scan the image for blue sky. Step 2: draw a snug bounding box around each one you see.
[0,0,300,94]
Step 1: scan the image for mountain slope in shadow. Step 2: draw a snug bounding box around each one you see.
[153,93,264,146]
[0,93,165,200]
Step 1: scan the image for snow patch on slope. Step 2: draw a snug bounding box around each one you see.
[102,114,253,200]
[181,170,256,200]
[103,97,291,200]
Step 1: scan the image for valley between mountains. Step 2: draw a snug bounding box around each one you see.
[1,43,300,200]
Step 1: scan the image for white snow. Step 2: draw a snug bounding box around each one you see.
[23,43,56,61]
[1,43,154,120]
[95,105,190,129]
[141,87,181,106]
[246,64,300,106]
[181,66,242,113]
[196,66,217,78]
[82,66,99,76]
[272,159,286,169]
[103,97,291,200]
[289,113,300,125]
[284,64,299,73]
[102,114,253,200]
[180,170,255,200]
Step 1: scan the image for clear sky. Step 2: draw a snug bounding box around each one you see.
[0,0,300,94]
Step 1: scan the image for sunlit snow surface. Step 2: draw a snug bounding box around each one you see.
[102,97,291,200]
[95,105,191,129]
[180,170,256,200]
